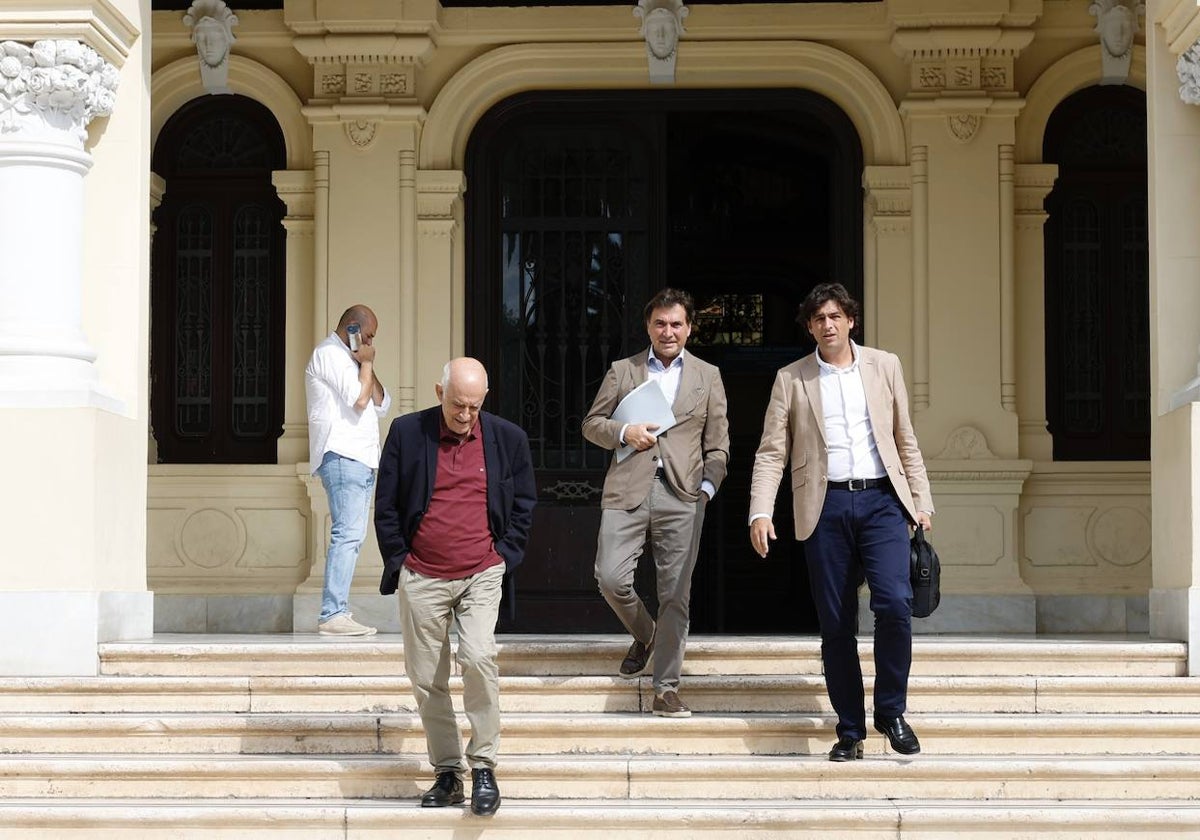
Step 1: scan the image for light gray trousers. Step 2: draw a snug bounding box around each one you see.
[594,477,707,693]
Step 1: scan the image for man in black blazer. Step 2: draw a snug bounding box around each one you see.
[375,357,536,816]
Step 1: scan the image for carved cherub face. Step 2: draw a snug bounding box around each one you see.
[645,9,679,60]
[193,17,231,67]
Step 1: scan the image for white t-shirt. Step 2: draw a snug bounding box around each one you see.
[305,332,391,473]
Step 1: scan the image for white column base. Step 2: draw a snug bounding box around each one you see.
[0,590,153,676]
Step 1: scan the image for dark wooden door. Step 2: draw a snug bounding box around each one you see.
[466,90,863,633]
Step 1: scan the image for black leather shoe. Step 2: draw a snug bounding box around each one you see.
[874,714,921,755]
[828,735,864,762]
[470,768,501,816]
[420,772,464,807]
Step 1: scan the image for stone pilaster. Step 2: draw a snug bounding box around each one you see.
[0,39,120,408]
[272,169,316,465]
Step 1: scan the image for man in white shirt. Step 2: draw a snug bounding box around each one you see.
[748,283,934,761]
[305,305,391,635]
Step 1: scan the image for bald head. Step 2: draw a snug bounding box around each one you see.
[436,357,489,436]
[335,305,378,349]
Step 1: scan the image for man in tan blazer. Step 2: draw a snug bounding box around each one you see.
[749,283,933,761]
[583,288,729,718]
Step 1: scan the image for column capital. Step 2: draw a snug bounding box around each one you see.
[0,39,118,145]
[891,25,1035,97]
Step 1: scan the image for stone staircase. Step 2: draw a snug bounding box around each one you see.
[0,634,1198,838]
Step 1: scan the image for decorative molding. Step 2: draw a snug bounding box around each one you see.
[344,119,377,149]
[0,39,118,144]
[634,0,687,85]
[946,113,981,143]
[0,2,139,68]
[935,426,998,460]
[1178,40,1200,105]
[1089,0,1143,86]
[894,28,1032,94]
[182,0,237,95]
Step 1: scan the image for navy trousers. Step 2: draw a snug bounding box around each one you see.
[804,484,912,740]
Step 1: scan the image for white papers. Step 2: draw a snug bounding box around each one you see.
[610,379,677,462]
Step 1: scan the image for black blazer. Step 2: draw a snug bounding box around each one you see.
[374,406,537,595]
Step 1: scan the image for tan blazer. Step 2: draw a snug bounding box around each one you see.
[749,345,933,541]
[583,350,730,509]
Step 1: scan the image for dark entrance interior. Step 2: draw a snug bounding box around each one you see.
[466,90,863,634]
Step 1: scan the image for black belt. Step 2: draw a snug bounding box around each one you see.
[827,477,887,491]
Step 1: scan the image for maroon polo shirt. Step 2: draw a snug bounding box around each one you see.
[406,417,504,580]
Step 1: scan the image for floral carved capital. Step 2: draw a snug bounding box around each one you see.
[0,40,119,145]
[1178,40,1200,106]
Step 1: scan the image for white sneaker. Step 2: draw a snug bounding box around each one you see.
[318,612,377,636]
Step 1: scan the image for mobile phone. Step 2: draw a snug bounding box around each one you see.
[347,323,361,351]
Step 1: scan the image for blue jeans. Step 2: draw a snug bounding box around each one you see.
[316,451,375,623]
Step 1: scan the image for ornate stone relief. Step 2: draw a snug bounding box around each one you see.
[1177,40,1200,105]
[0,39,119,144]
[634,0,688,85]
[1088,0,1143,86]
[345,119,377,150]
[183,0,238,95]
[946,113,981,144]
[935,426,997,460]
[312,58,413,103]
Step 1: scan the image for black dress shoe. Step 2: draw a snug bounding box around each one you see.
[828,735,864,762]
[874,714,921,755]
[470,767,501,816]
[420,772,464,807]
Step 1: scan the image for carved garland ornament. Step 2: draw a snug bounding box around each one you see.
[0,40,118,143]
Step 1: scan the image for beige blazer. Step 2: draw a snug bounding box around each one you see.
[749,345,933,541]
[582,350,730,509]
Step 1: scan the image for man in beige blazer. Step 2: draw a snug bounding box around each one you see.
[583,288,729,718]
[749,283,933,761]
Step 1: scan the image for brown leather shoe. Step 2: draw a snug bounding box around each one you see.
[618,637,653,678]
[652,689,691,718]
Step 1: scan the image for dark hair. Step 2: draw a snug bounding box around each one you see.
[643,287,695,325]
[800,283,860,325]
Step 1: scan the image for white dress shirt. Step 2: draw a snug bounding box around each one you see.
[816,341,887,481]
[621,348,715,500]
[305,332,391,473]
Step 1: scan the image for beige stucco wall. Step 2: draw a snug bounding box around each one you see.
[144,0,1158,634]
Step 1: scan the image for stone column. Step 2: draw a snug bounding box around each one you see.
[0,24,151,676]
[0,39,119,408]
[1013,164,1057,462]
[271,169,315,465]
[862,165,913,358]
[1148,0,1200,673]
[416,169,466,388]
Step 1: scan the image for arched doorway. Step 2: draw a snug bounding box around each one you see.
[1043,85,1149,462]
[151,95,287,464]
[466,89,864,633]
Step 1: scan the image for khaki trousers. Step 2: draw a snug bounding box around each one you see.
[396,562,505,775]
[594,477,706,693]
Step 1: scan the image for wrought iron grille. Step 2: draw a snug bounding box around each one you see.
[231,204,272,437]
[174,204,213,436]
[1061,198,1102,436]
[176,115,275,172]
[493,128,651,471]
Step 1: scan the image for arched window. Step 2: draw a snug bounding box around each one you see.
[1043,85,1148,461]
[152,95,287,463]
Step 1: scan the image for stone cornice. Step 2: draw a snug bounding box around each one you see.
[1154,0,1200,55]
[301,102,426,123]
[890,26,1036,62]
[0,0,138,67]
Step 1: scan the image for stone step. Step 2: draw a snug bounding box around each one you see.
[0,754,1198,801]
[3,674,1199,715]
[4,711,1200,756]
[97,634,1187,678]
[0,798,1197,838]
